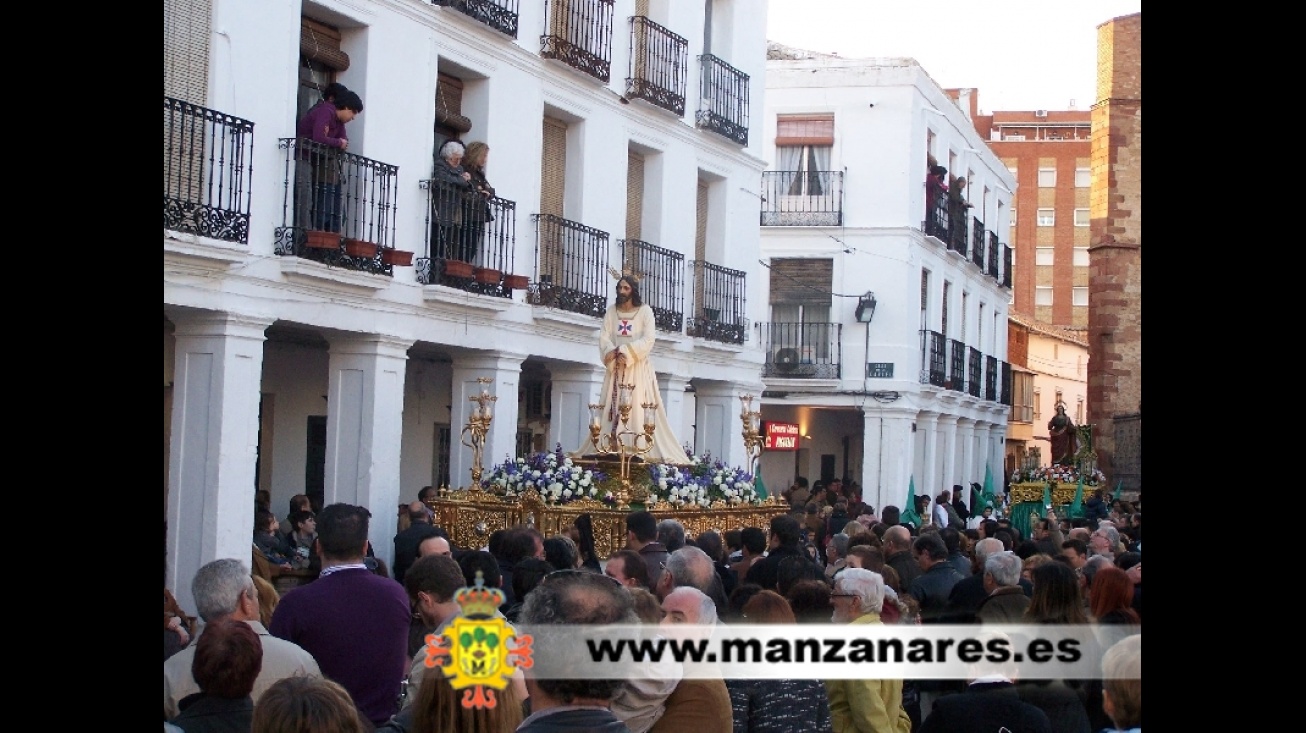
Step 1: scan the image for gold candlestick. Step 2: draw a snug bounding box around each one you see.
[461,377,497,488]
[588,387,658,504]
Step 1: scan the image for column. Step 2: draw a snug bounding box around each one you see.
[918,412,940,521]
[692,381,748,466]
[324,334,413,564]
[549,363,605,455]
[974,422,993,488]
[988,421,1008,488]
[657,373,691,458]
[166,310,274,613]
[861,409,915,518]
[450,352,527,490]
[938,414,959,497]
[957,418,977,495]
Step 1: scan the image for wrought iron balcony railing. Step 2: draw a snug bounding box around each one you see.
[417,179,516,297]
[433,0,519,38]
[971,216,986,268]
[620,238,683,332]
[949,211,968,257]
[1002,244,1013,288]
[967,346,982,398]
[1000,360,1013,406]
[924,188,950,242]
[540,0,614,83]
[164,97,254,244]
[948,338,967,392]
[920,330,946,387]
[696,54,749,145]
[987,231,1000,279]
[688,260,747,344]
[761,322,841,379]
[274,138,399,275]
[626,16,687,115]
[760,171,844,226]
[985,355,998,402]
[529,214,609,318]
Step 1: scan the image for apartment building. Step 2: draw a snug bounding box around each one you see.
[163,0,769,610]
[758,44,1013,516]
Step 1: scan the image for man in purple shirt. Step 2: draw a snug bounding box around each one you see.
[270,502,409,728]
[294,88,363,233]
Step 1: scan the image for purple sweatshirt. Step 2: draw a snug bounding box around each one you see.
[296,101,348,149]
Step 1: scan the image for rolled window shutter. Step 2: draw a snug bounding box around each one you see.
[436,73,473,133]
[769,258,833,304]
[300,18,350,72]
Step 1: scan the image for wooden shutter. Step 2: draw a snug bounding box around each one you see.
[300,17,350,72]
[626,151,644,242]
[775,114,834,146]
[540,117,568,282]
[435,73,472,137]
[768,258,832,304]
[694,180,709,316]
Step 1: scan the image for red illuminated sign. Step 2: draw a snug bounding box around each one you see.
[763,421,800,451]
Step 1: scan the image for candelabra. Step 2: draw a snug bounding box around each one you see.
[461,377,497,488]
[739,393,764,474]
[588,383,658,505]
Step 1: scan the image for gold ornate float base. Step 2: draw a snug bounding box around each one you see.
[427,486,786,559]
[1009,482,1088,505]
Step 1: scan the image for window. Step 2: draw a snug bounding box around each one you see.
[1035,248,1054,266]
[1074,247,1089,267]
[1072,287,1089,306]
[769,258,834,360]
[1004,134,1026,141]
[1013,371,1035,422]
[298,18,349,121]
[776,115,833,195]
[1075,397,1084,424]
[1009,209,1016,228]
[1074,208,1090,227]
[1075,167,1091,188]
[1038,168,1056,187]
[1035,286,1053,306]
[1037,209,1055,226]
[1033,388,1041,420]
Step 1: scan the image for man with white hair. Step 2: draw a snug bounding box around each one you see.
[647,586,732,733]
[657,519,687,553]
[164,559,320,719]
[825,568,913,733]
[977,551,1031,624]
[656,546,727,617]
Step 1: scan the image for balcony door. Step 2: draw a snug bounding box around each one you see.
[774,114,834,213]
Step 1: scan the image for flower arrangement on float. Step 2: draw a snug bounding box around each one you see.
[646,452,761,508]
[484,444,616,506]
[1011,463,1107,486]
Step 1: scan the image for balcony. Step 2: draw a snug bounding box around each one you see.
[620,238,683,332]
[433,0,519,38]
[540,0,614,83]
[761,322,841,379]
[529,214,609,318]
[948,338,966,392]
[924,190,949,242]
[164,97,254,244]
[971,216,986,269]
[987,231,1000,279]
[760,171,844,226]
[948,211,968,257]
[920,330,946,387]
[967,346,982,398]
[417,179,516,297]
[696,54,749,145]
[274,138,399,276]
[985,355,998,402]
[626,16,687,116]
[688,261,747,345]
[1002,244,1012,288]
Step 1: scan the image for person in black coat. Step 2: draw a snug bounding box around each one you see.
[920,680,1052,733]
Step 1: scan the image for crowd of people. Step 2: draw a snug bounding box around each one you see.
[163,480,1141,733]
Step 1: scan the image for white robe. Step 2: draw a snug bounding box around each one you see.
[574,303,691,465]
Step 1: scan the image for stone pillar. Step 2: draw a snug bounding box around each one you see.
[861,409,916,517]
[918,412,940,520]
[938,414,959,497]
[450,352,527,489]
[657,373,691,456]
[166,311,274,613]
[693,381,748,466]
[974,422,993,490]
[958,418,977,494]
[323,334,413,564]
[549,364,605,455]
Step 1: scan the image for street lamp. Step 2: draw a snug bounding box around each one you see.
[855,291,877,323]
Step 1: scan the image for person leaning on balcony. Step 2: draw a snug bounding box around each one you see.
[429,139,474,262]
[460,141,495,265]
[295,88,363,233]
[947,175,973,248]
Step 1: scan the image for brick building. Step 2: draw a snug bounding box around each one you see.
[1086,12,1142,490]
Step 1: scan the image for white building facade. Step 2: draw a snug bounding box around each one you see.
[164,0,769,611]
[758,46,1014,516]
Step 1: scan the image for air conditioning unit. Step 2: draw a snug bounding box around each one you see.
[1034,109,1048,118]
[773,347,801,372]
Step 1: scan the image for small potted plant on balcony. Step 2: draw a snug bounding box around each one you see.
[381,248,414,266]
[442,259,474,278]
[304,230,341,250]
[503,273,529,290]
[344,238,379,258]
[473,266,501,285]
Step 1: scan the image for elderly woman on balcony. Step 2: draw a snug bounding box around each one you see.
[429,139,474,263]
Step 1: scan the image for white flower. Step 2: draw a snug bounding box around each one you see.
[563,489,573,498]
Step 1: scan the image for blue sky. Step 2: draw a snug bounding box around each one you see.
[765,0,1142,113]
